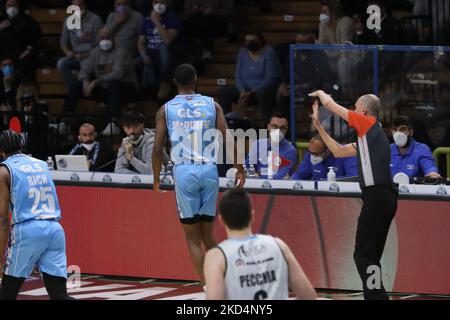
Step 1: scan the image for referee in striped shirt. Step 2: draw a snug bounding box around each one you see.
[309,90,398,300]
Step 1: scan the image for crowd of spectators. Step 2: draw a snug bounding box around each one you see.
[0,0,448,180]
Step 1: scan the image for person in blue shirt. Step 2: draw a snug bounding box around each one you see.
[0,130,73,300]
[137,0,184,100]
[390,116,440,182]
[246,113,297,179]
[291,134,358,181]
[217,32,282,124]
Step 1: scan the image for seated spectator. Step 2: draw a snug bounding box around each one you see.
[291,134,357,181]
[0,57,21,109]
[317,0,354,99]
[181,0,234,60]
[15,81,50,161]
[57,0,103,89]
[137,0,183,100]
[105,0,144,57]
[318,0,354,45]
[390,116,440,182]
[63,28,141,133]
[217,32,281,124]
[276,32,336,120]
[114,113,155,175]
[245,113,297,179]
[0,0,42,81]
[69,123,116,172]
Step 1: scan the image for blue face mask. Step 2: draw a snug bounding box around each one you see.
[2,65,13,77]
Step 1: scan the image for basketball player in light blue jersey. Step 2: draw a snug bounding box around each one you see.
[152,64,246,285]
[0,130,73,300]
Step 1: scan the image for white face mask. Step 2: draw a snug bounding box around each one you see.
[99,39,113,51]
[82,142,96,151]
[269,130,284,144]
[319,13,330,23]
[153,3,166,14]
[310,154,324,166]
[393,131,409,148]
[6,6,19,18]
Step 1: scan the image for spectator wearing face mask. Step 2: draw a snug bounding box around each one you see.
[291,134,357,181]
[114,113,155,175]
[0,0,42,81]
[57,0,103,90]
[15,81,50,161]
[318,0,354,45]
[390,116,440,182]
[137,0,183,101]
[105,0,144,57]
[0,58,21,110]
[63,28,141,133]
[217,32,282,125]
[245,113,297,180]
[69,123,116,172]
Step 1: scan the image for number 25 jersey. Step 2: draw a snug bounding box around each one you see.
[2,154,61,225]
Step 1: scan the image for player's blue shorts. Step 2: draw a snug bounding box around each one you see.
[4,219,67,279]
[173,164,219,224]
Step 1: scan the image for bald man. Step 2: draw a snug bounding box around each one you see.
[309,91,398,300]
[68,123,115,172]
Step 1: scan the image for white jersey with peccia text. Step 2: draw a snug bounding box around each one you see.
[218,234,289,300]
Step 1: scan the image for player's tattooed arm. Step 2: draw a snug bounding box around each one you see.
[0,166,11,271]
[215,102,246,189]
[152,105,167,193]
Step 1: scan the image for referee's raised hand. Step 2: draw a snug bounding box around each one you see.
[311,99,321,130]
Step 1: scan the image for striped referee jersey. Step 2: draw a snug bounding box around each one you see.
[348,111,393,190]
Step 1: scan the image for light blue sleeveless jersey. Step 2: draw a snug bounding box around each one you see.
[165,94,218,164]
[2,154,61,225]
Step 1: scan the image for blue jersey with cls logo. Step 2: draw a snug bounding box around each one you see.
[165,94,218,164]
[2,154,61,225]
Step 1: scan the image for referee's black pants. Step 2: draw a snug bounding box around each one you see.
[353,185,398,300]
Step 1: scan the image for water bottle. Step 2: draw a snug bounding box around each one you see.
[47,157,55,171]
[248,165,256,178]
[327,167,336,182]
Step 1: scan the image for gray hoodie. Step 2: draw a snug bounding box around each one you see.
[60,10,103,54]
[114,128,155,175]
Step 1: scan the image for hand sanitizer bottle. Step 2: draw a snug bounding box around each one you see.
[327,167,336,182]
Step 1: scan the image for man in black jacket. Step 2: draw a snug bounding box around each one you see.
[69,123,116,172]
